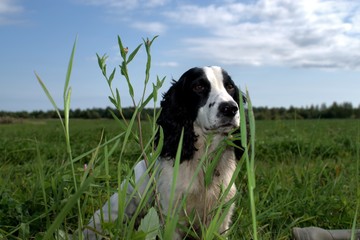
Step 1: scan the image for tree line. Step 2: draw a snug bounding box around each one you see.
[253,102,360,120]
[1,102,360,121]
[0,107,154,121]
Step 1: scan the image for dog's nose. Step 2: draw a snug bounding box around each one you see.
[218,101,238,117]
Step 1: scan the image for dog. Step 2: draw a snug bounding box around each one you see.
[83,66,245,239]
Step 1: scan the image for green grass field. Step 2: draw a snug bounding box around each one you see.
[0,118,359,239]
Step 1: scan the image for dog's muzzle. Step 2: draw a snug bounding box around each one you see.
[218,101,238,118]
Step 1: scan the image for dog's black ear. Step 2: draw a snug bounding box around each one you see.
[155,80,198,162]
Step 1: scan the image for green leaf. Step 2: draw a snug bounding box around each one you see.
[152,83,158,103]
[143,36,158,87]
[108,109,126,131]
[120,62,126,76]
[138,207,160,239]
[247,89,256,186]
[64,87,72,115]
[35,72,65,133]
[96,53,103,69]
[127,43,143,64]
[35,73,61,119]
[108,96,117,107]
[108,68,116,85]
[64,36,77,101]
[125,74,135,98]
[131,231,147,240]
[204,145,225,187]
[116,88,121,107]
[118,35,127,60]
[138,76,165,111]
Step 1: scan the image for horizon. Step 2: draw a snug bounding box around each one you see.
[1,100,358,114]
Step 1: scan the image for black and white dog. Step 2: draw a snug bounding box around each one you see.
[84,66,245,239]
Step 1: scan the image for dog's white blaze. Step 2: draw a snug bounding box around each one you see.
[196,66,239,132]
[204,66,235,102]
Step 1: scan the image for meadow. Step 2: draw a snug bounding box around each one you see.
[0,118,359,239]
[1,36,359,239]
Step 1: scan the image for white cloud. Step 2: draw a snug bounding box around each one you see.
[131,21,167,34]
[0,0,24,25]
[145,0,168,8]
[0,0,22,13]
[77,0,169,33]
[165,0,360,69]
[155,61,179,67]
[77,0,167,10]
[77,0,138,9]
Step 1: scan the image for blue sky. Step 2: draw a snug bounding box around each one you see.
[1,0,360,111]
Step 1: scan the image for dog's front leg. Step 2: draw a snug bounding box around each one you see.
[83,160,150,239]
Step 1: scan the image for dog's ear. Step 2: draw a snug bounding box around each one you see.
[155,80,198,162]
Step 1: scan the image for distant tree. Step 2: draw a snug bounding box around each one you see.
[72,108,82,118]
[16,111,29,118]
[341,102,354,118]
[355,105,360,118]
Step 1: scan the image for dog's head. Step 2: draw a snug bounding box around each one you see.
[193,66,240,133]
[156,66,245,161]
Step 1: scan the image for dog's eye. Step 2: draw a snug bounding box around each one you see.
[193,84,205,93]
[226,84,235,92]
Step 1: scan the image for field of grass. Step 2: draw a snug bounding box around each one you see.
[0,118,359,239]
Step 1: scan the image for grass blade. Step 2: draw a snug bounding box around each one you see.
[239,87,258,240]
[64,36,77,101]
[164,129,184,239]
[35,72,64,127]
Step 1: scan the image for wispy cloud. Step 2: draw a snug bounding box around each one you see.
[131,21,167,34]
[144,0,168,8]
[76,0,138,10]
[165,0,360,70]
[77,0,168,10]
[155,61,179,67]
[0,0,23,13]
[0,0,24,25]
[77,0,170,33]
